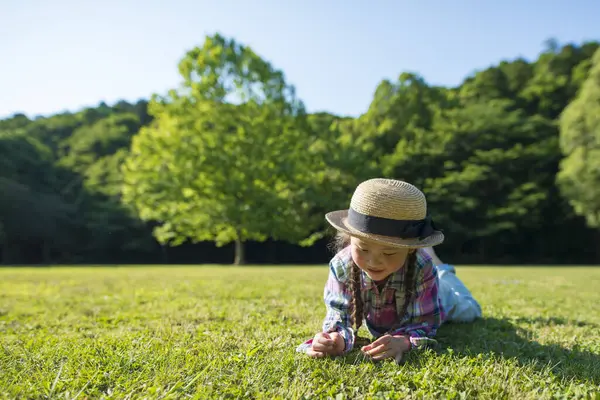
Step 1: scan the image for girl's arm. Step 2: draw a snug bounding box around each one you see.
[321,258,355,353]
[389,254,443,349]
[295,252,356,354]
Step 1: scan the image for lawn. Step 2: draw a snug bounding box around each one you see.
[0,265,599,399]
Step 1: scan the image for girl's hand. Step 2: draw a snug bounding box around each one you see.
[306,332,345,358]
[360,334,411,363]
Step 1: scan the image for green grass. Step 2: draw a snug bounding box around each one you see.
[1,265,599,399]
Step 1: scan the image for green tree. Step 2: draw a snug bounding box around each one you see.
[422,101,556,239]
[58,113,142,198]
[521,42,598,119]
[0,129,78,263]
[557,47,600,227]
[122,34,321,264]
[331,73,452,189]
[59,113,141,171]
[459,66,512,104]
[0,103,157,264]
[57,112,156,260]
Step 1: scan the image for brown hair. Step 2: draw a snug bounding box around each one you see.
[331,232,418,335]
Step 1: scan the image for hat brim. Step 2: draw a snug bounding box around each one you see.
[325,210,444,249]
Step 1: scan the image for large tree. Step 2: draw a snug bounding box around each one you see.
[122,34,322,264]
[557,47,600,228]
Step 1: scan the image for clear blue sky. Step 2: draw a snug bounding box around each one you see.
[1,0,599,119]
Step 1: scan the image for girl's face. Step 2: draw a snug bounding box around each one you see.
[350,236,412,281]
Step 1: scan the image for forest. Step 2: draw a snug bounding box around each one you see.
[1,35,599,265]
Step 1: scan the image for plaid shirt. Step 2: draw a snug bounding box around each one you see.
[297,246,445,354]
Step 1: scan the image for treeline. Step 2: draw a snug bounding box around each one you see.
[1,35,600,265]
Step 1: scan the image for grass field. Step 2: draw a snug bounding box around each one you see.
[0,265,599,399]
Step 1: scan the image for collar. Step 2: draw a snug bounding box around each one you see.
[362,267,405,292]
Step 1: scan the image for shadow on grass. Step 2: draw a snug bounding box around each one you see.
[435,317,600,385]
[330,317,599,386]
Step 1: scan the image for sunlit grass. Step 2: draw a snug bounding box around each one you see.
[1,265,599,399]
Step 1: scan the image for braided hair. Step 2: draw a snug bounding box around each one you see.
[331,232,419,335]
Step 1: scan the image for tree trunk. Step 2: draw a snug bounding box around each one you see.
[234,237,246,265]
[161,244,169,264]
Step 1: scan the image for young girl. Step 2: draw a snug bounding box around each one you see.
[296,178,482,363]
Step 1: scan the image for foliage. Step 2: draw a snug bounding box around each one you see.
[1,37,600,264]
[122,34,322,264]
[423,101,557,237]
[0,103,156,264]
[557,47,600,227]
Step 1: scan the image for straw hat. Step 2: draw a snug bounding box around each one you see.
[326,178,444,248]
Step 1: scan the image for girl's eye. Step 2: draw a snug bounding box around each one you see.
[358,248,368,253]
[384,253,397,257]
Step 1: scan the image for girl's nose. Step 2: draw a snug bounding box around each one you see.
[368,254,383,266]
